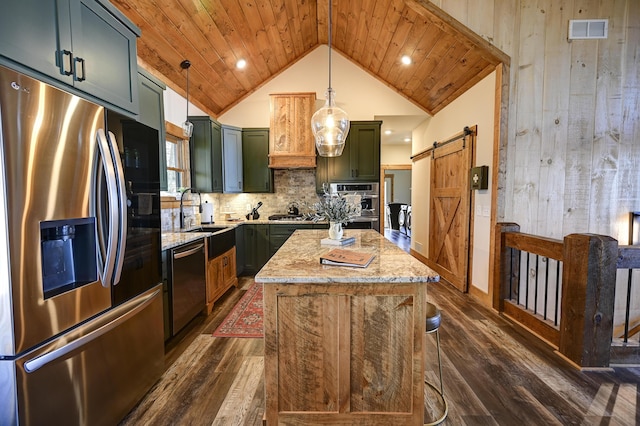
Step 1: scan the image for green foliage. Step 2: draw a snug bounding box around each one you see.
[307,187,361,225]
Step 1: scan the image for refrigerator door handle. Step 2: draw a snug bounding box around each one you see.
[96,128,120,287]
[107,131,128,286]
[24,289,161,373]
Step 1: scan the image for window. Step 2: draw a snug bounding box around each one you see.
[165,121,190,194]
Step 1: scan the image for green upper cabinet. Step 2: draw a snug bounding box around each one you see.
[316,121,382,187]
[0,0,140,116]
[222,126,243,193]
[189,116,223,193]
[316,156,329,193]
[242,128,273,193]
[138,69,167,190]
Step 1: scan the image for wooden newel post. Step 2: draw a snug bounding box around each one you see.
[559,234,618,368]
[493,222,520,311]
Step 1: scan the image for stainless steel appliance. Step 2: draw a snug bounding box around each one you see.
[329,182,380,231]
[0,65,163,424]
[169,240,206,336]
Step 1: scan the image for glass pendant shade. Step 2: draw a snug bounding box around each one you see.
[312,89,350,157]
[182,120,193,138]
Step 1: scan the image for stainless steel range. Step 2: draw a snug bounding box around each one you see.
[329,182,380,231]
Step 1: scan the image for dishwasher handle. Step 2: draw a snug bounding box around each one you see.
[173,243,205,260]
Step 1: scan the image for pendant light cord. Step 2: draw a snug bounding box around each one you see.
[181,60,191,119]
[328,0,332,91]
[186,65,189,117]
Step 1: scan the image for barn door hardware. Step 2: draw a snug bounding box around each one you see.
[410,126,475,163]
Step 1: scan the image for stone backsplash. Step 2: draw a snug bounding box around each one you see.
[161,169,323,231]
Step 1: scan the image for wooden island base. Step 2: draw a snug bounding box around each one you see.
[264,282,425,425]
[255,230,439,425]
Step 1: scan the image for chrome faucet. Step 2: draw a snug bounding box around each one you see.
[179,188,202,229]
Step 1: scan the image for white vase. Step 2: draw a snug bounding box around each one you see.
[328,221,343,240]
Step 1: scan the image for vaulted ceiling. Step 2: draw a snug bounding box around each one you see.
[111,0,508,118]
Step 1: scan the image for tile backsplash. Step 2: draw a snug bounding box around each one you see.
[162,169,322,231]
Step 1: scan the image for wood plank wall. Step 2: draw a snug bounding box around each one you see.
[433,0,639,242]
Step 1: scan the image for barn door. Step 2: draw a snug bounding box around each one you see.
[428,131,474,292]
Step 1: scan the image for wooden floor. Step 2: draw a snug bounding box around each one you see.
[384,227,411,252]
[121,267,640,425]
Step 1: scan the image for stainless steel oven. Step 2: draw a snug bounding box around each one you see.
[329,182,380,231]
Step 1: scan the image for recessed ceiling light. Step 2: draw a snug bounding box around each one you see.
[404,138,411,143]
[236,59,247,69]
[384,130,392,135]
[401,55,412,65]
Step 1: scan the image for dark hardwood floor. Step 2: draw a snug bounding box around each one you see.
[384,227,411,253]
[121,253,640,425]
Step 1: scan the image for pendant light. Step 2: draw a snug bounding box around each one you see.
[311,0,349,157]
[180,59,193,138]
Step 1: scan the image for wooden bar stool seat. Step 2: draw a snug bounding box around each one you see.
[425,302,448,425]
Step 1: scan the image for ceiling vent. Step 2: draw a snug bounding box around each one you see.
[568,19,608,40]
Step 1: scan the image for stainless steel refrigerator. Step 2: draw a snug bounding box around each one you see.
[0,64,163,425]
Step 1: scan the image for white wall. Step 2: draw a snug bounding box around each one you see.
[163,86,207,127]
[219,45,427,127]
[386,170,411,204]
[412,71,496,294]
[381,143,413,165]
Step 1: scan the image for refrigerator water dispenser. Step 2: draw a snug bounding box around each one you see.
[40,218,98,298]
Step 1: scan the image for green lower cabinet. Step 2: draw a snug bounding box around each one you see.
[242,224,270,275]
[242,128,272,193]
[235,226,245,276]
[269,224,314,256]
[237,223,332,275]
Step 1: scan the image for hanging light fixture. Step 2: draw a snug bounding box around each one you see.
[180,59,193,138]
[311,0,349,157]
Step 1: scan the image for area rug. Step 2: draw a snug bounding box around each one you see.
[213,282,263,338]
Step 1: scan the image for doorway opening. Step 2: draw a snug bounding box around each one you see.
[380,164,412,249]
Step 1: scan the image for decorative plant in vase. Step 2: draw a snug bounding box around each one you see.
[307,187,361,239]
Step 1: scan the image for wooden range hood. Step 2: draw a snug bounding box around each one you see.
[268,93,317,169]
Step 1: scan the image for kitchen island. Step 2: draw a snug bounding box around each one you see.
[255,229,439,425]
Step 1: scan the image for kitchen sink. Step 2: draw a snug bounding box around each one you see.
[186,225,235,259]
[205,227,235,259]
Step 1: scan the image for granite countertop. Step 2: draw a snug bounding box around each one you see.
[161,231,212,251]
[161,219,324,251]
[161,221,240,251]
[255,229,439,284]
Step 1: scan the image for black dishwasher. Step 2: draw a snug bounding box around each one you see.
[169,240,206,336]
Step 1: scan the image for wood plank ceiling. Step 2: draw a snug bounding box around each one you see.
[111,0,508,118]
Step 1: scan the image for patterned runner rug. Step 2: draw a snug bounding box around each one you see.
[213,282,263,338]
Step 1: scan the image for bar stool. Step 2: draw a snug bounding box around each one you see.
[425,302,448,425]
